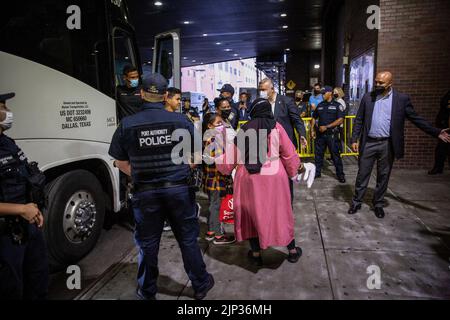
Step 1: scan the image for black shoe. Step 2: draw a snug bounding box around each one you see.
[348,204,362,215]
[428,168,443,175]
[136,287,156,300]
[315,173,322,179]
[248,250,263,266]
[194,274,215,300]
[287,247,303,263]
[374,207,385,219]
[338,176,346,183]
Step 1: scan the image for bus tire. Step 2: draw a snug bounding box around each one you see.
[44,170,105,270]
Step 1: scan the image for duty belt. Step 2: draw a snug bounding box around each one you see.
[133,179,189,193]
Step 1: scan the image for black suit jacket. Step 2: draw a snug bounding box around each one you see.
[351,90,441,160]
[274,94,307,148]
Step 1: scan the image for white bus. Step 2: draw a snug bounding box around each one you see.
[0,0,180,268]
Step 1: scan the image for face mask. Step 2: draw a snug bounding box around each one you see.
[0,111,13,131]
[333,94,340,99]
[259,91,269,99]
[129,79,139,88]
[374,85,387,96]
[221,109,232,119]
[214,125,225,133]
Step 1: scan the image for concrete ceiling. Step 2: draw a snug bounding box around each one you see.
[128,0,324,68]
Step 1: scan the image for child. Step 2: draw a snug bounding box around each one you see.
[202,113,236,245]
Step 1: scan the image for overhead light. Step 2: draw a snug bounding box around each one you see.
[282,25,288,29]
[168,52,172,55]
[224,48,232,52]
[215,42,222,45]
[192,60,196,62]
[183,21,191,25]
[314,64,320,69]
[203,33,208,37]
[285,48,290,51]
[154,1,163,6]
[233,53,239,57]
[280,13,287,17]
[183,57,187,60]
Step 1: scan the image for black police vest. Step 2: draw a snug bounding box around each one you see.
[128,122,190,184]
[0,135,30,204]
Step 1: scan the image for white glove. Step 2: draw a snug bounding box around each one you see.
[292,163,316,189]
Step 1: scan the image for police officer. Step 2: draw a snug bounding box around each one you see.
[109,74,213,300]
[0,92,48,300]
[116,65,143,118]
[215,84,239,129]
[312,86,346,183]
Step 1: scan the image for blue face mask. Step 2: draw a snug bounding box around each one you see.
[129,79,139,88]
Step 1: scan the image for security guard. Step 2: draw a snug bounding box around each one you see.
[312,86,346,183]
[116,65,143,118]
[0,92,48,300]
[109,73,214,300]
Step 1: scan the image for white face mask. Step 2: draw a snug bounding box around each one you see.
[0,111,13,131]
[259,91,269,100]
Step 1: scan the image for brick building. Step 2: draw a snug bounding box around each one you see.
[321,0,450,169]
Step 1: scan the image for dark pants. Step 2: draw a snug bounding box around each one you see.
[315,133,345,177]
[431,140,450,171]
[352,139,395,208]
[131,185,210,297]
[0,223,49,300]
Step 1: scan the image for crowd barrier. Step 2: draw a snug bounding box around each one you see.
[238,116,358,159]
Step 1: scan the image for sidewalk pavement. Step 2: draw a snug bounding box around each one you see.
[85,159,450,300]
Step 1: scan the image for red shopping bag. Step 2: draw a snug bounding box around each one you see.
[219,194,234,224]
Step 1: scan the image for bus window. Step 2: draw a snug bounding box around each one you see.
[0,0,111,96]
[113,28,137,87]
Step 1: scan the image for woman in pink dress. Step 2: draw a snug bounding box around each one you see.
[216,99,304,265]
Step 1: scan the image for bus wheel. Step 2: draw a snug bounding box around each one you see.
[44,170,105,270]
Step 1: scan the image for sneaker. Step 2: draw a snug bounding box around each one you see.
[213,235,236,245]
[205,232,215,241]
[194,274,215,300]
[163,221,172,232]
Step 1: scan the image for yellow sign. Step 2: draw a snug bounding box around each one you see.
[287,80,296,90]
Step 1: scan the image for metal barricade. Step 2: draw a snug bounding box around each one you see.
[237,116,358,159]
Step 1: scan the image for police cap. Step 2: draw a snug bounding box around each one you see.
[142,73,168,94]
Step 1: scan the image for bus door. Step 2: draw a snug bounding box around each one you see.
[112,27,140,119]
[153,30,181,91]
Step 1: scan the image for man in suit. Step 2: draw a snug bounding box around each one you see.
[237,91,251,122]
[349,71,450,219]
[258,78,307,148]
[258,78,307,204]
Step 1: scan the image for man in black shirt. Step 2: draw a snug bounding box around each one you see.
[116,65,143,118]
